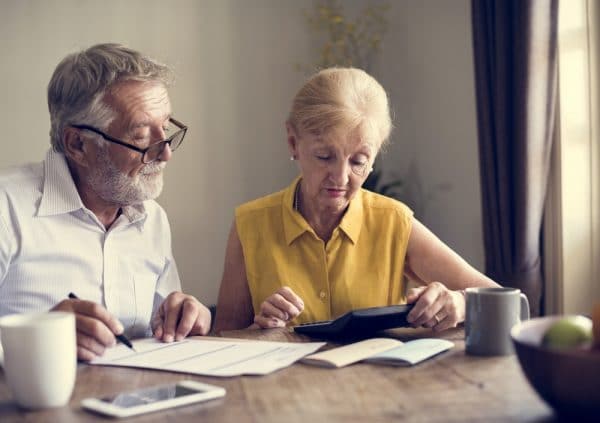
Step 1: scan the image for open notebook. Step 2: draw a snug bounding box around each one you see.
[302,337,454,368]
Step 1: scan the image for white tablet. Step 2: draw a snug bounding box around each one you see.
[81,380,226,418]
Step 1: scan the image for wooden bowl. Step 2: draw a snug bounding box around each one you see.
[511,316,600,418]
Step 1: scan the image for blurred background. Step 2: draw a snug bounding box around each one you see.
[0,0,493,307]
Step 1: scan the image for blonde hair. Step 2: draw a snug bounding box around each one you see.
[287,68,392,148]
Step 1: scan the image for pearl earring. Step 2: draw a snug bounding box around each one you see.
[290,156,296,161]
[369,167,374,173]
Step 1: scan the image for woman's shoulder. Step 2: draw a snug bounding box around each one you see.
[359,189,413,216]
[236,188,286,218]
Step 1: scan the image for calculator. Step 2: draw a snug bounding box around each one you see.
[293,304,415,340]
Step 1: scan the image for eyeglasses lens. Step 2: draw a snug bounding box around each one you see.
[142,130,185,163]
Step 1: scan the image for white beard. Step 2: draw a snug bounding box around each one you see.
[88,151,165,206]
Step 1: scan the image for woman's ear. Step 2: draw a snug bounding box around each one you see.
[286,122,299,159]
[63,127,90,168]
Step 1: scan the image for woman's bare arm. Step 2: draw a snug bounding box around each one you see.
[403,217,499,331]
[213,221,255,333]
[404,218,499,290]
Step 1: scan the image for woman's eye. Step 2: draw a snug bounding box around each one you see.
[316,155,330,161]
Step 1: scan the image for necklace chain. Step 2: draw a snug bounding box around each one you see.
[293,182,301,212]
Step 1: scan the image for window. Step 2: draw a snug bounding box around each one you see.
[545,0,600,313]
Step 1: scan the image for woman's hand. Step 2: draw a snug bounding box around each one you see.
[253,286,304,328]
[405,282,466,332]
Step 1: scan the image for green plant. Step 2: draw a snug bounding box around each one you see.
[363,163,403,198]
[303,0,390,73]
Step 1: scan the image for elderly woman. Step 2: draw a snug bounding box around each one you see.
[214,68,499,333]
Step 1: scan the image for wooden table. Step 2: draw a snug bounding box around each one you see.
[0,327,559,422]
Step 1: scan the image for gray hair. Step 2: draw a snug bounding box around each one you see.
[47,43,174,152]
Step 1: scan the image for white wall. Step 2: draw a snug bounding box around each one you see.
[0,0,483,306]
[379,0,485,272]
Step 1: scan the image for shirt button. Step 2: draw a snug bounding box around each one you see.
[319,291,327,300]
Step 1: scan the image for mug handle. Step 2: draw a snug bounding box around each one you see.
[519,293,530,321]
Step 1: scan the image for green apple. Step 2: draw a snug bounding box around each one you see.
[542,316,593,348]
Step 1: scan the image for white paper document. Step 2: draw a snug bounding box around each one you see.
[90,337,325,377]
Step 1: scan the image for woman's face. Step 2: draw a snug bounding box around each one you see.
[287,124,379,216]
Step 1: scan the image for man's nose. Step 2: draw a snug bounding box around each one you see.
[157,142,172,162]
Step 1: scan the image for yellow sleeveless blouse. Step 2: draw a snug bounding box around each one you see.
[235,176,413,325]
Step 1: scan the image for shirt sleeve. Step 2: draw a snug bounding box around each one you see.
[151,253,182,318]
[0,212,15,286]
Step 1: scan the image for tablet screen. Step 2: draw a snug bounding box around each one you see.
[100,384,202,408]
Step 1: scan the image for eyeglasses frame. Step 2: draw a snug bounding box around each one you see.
[71,117,187,164]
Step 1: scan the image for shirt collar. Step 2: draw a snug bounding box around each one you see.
[338,189,363,244]
[282,176,363,245]
[37,149,147,227]
[37,149,85,217]
[121,203,146,223]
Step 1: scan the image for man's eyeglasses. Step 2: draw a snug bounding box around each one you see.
[72,117,187,164]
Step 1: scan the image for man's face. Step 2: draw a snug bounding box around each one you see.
[87,81,172,206]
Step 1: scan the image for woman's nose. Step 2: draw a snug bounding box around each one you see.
[328,159,350,185]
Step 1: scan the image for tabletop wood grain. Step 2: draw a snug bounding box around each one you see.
[0,326,560,422]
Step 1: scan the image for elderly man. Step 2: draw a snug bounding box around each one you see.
[0,43,210,361]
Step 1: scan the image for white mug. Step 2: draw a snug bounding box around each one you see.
[0,312,76,408]
[465,287,530,356]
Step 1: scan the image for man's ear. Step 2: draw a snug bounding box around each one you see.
[63,127,90,168]
[285,122,299,159]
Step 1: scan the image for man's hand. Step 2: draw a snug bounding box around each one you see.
[52,298,124,362]
[151,292,211,342]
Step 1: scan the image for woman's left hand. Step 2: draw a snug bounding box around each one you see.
[405,282,465,332]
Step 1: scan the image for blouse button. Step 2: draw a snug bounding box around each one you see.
[319,291,327,300]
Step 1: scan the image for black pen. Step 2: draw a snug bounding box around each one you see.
[68,292,137,352]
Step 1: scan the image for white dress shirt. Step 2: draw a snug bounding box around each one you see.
[0,149,181,337]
